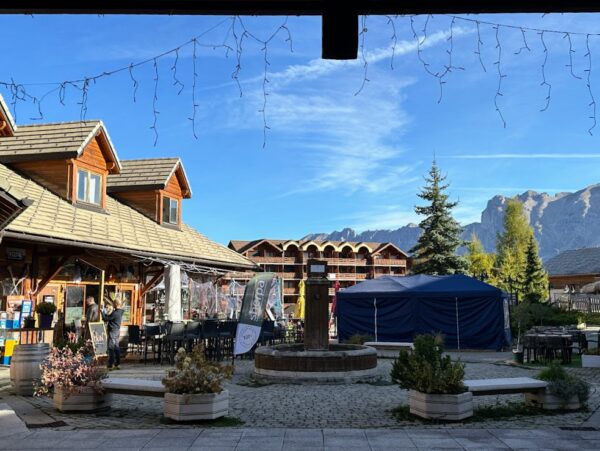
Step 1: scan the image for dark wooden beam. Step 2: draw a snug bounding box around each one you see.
[140,271,163,298]
[322,3,358,59]
[2,1,600,15]
[31,255,70,296]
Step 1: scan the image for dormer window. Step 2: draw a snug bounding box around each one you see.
[77,168,102,206]
[162,196,178,225]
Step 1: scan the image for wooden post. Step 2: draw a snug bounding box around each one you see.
[99,269,105,307]
[304,259,329,351]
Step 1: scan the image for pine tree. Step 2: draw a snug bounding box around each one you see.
[521,233,548,302]
[496,198,533,298]
[410,161,467,275]
[466,234,496,284]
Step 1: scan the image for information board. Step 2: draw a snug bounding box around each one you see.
[88,321,108,357]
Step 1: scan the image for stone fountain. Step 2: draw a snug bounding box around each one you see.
[254,260,378,383]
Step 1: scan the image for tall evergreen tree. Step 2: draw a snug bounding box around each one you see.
[521,233,549,302]
[466,234,496,284]
[496,198,533,298]
[410,161,467,275]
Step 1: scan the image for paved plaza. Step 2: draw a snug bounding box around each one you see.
[0,352,599,449]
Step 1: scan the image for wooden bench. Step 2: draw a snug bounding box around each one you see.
[464,377,547,396]
[103,377,165,398]
[363,342,414,358]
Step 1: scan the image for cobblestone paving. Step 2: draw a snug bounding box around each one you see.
[1,352,599,430]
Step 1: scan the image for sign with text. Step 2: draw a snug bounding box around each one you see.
[233,273,276,355]
[88,321,108,357]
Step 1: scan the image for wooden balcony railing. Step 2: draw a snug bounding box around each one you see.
[373,259,406,266]
[324,258,367,266]
[333,273,368,280]
[276,272,299,279]
[251,256,299,264]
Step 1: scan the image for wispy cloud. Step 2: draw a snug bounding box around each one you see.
[449,153,600,159]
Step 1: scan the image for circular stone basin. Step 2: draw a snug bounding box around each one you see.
[254,344,378,384]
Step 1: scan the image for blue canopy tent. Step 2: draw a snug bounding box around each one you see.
[337,274,511,350]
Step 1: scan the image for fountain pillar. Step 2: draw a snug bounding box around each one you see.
[304,259,330,351]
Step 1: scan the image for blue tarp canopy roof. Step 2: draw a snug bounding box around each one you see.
[340,274,503,298]
[337,274,510,350]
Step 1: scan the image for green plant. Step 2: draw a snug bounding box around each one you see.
[390,333,466,394]
[35,301,57,315]
[162,344,233,394]
[538,361,589,405]
[345,333,374,345]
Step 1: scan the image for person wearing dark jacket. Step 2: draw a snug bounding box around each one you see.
[102,299,124,370]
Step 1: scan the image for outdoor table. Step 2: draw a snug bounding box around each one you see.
[523,333,573,364]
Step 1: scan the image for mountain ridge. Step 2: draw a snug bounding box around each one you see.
[303,183,600,260]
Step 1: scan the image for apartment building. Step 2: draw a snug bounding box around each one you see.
[225,239,410,314]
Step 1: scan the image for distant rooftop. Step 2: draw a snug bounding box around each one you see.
[545,247,600,276]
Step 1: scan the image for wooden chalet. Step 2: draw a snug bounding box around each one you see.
[0,96,255,331]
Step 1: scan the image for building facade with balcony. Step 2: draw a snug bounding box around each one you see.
[225,239,410,315]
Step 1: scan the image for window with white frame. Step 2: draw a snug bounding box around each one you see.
[76,168,102,205]
[162,196,178,225]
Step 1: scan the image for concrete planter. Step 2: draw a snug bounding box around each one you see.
[408,390,473,421]
[53,386,111,412]
[164,390,229,421]
[581,354,600,368]
[525,392,581,410]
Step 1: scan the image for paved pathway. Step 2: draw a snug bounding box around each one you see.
[0,352,599,449]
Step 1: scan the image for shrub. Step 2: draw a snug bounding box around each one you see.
[345,333,374,345]
[390,333,466,394]
[162,344,233,394]
[538,361,589,405]
[35,301,57,315]
[35,342,105,398]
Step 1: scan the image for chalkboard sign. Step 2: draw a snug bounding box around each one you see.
[88,321,108,357]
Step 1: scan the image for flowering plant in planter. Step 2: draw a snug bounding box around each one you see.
[35,301,57,315]
[35,341,106,398]
[162,344,233,421]
[162,345,233,394]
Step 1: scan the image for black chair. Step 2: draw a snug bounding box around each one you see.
[143,324,162,364]
[162,322,186,365]
[184,321,203,351]
[259,320,275,346]
[218,320,238,360]
[127,325,142,355]
[202,320,219,360]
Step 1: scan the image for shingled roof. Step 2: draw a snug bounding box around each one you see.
[0,96,16,137]
[107,157,192,197]
[545,247,600,276]
[0,163,254,270]
[0,178,31,230]
[0,120,120,171]
[229,238,408,257]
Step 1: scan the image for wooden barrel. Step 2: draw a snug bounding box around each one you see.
[10,343,50,396]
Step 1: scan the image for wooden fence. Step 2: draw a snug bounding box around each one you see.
[551,294,600,313]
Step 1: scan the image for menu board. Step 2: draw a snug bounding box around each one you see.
[88,321,107,356]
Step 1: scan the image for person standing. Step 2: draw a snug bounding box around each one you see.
[85,296,100,323]
[102,299,124,370]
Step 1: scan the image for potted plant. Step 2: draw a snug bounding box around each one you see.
[23,315,36,329]
[162,344,233,421]
[581,346,600,368]
[35,341,109,412]
[525,361,589,410]
[390,333,472,421]
[35,301,57,328]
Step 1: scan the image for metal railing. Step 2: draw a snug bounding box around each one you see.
[551,293,600,313]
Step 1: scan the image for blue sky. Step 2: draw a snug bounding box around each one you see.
[1,13,600,245]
